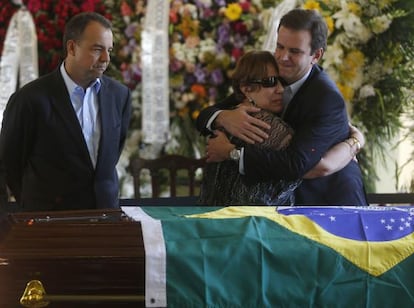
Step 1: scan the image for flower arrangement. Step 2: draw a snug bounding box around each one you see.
[166,0,266,156]
[7,0,109,75]
[107,0,268,195]
[299,0,414,191]
[1,0,413,194]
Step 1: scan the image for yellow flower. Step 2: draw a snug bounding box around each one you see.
[337,83,355,102]
[177,15,199,38]
[341,50,365,81]
[346,50,365,68]
[191,110,200,120]
[302,0,321,11]
[224,3,243,21]
[347,2,362,16]
[325,16,334,35]
[377,0,394,9]
[178,106,189,118]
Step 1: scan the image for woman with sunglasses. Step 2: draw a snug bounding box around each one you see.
[199,50,363,205]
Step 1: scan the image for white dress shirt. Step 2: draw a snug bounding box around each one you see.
[60,63,101,168]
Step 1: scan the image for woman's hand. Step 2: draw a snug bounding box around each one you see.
[349,122,365,148]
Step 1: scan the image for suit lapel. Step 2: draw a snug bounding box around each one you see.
[49,70,93,165]
[96,77,112,167]
[283,65,320,121]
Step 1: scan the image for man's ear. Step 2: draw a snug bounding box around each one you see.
[66,40,76,56]
[312,48,324,64]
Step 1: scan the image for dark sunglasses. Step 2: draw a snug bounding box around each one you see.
[249,76,282,88]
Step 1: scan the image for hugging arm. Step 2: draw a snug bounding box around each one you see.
[206,123,365,182]
[196,94,271,144]
[304,123,365,179]
[243,88,351,182]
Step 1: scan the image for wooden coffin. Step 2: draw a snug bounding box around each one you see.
[0,209,145,307]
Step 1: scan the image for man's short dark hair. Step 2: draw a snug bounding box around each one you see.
[279,9,328,54]
[63,12,112,57]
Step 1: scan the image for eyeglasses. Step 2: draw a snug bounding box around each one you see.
[249,76,282,88]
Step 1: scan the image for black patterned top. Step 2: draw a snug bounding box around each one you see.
[199,110,302,206]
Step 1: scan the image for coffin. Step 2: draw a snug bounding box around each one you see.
[0,209,145,307]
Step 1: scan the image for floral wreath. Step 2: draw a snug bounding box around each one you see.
[1,0,413,195]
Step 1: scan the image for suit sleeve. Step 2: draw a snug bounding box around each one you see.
[243,80,349,182]
[195,93,240,136]
[0,91,35,202]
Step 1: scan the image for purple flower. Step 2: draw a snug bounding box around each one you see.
[194,66,207,83]
[124,22,138,38]
[210,69,224,85]
[233,33,248,49]
[208,87,218,99]
[170,58,184,73]
[184,73,197,86]
[200,8,215,19]
[217,23,231,46]
[122,43,135,56]
[131,63,142,79]
[215,0,226,6]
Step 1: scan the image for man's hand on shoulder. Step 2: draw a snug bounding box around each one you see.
[215,105,270,144]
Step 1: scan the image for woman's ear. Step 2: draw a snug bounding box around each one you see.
[240,85,251,96]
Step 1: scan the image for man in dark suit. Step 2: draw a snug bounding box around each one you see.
[196,9,367,206]
[0,12,131,211]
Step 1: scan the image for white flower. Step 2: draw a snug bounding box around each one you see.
[179,4,198,19]
[251,0,264,9]
[370,14,392,34]
[358,84,376,99]
[325,66,340,83]
[324,42,344,67]
[333,32,357,49]
[349,69,364,90]
[364,3,382,17]
[338,13,372,42]
[172,42,186,62]
[198,0,213,7]
[172,42,199,64]
[198,39,217,62]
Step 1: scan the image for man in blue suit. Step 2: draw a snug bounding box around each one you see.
[196,9,367,206]
[0,12,131,211]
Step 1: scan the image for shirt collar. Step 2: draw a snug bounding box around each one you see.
[285,67,312,97]
[60,62,101,93]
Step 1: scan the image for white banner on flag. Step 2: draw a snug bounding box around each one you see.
[122,206,167,307]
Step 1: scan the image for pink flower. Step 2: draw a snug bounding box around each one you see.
[121,1,133,17]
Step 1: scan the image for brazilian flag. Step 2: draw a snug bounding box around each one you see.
[125,206,414,307]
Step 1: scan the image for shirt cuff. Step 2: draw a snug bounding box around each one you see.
[239,147,245,175]
[206,110,222,132]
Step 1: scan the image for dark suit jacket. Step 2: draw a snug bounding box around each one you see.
[196,65,367,206]
[0,68,131,211]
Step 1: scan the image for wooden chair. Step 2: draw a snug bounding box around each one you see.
[128,154,207,199]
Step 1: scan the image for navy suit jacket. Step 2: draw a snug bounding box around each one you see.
[196,65,367,206]
[0,68,131,211]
